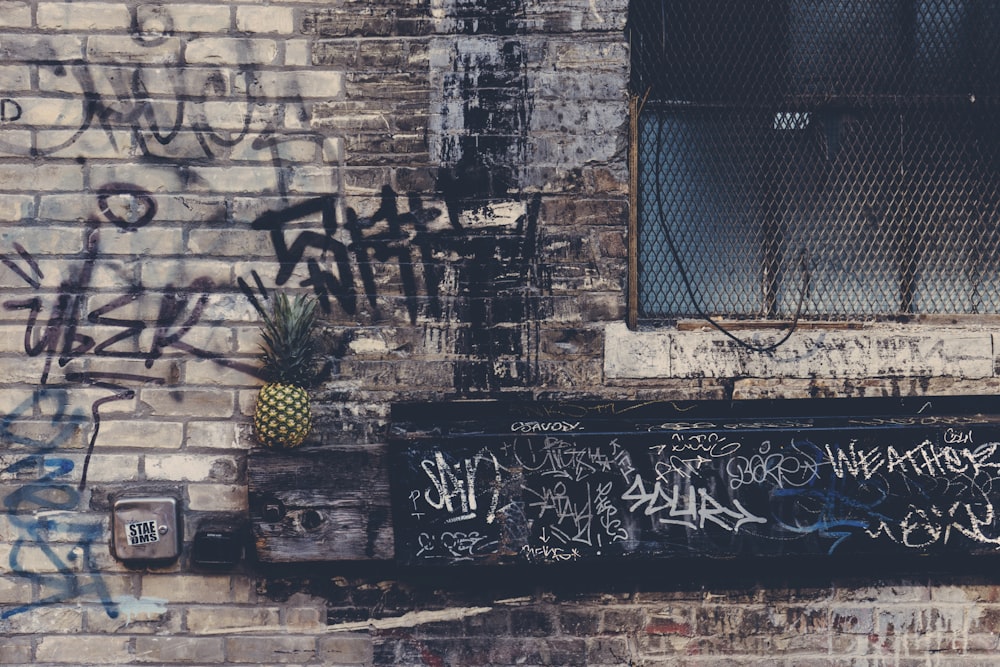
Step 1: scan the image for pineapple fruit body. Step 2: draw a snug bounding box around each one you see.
[253,382,312,448]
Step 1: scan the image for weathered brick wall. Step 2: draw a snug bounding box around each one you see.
[2,0,1000,665]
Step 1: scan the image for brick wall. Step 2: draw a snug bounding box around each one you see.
[2,0,1000,665]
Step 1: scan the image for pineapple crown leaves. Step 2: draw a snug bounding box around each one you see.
[256,292,322,387]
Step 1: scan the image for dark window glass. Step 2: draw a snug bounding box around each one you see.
[631,0,1000,321]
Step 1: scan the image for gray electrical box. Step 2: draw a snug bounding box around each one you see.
[111,497,181,563]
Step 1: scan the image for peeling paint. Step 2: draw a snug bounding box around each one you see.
[327,606,493,633]
[111,595,168,624]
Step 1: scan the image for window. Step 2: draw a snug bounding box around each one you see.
[628,1,1000,325]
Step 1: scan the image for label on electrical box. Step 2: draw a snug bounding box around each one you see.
[127,520,160,546]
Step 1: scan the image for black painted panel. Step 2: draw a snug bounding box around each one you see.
[389,396,1000,565]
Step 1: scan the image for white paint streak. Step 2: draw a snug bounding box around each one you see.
[495,596,532,605]
[112,595,168,624]
[326,606,492,633]
[198,625,292,635]
[589,0,604,23]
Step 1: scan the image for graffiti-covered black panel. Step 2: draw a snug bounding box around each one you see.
[388,397,1000,565]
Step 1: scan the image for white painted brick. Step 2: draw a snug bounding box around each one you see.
[604,322,997,380]
[37,195,100,221]
[235,326,263,354]
[187,229,278,257]
[38,64,230,98]
[96,420,184,449]
[229,135,320,163]
[603,322,672,378]
[322,137,344,163]
[0,258,69,290]
[0,327,33,353]
[185,604,279,633]
[34,194,118,228]
[237,70,345,99]
[145,327,235,362]
[90,260,141,290]
[0,634,31,662]
[195,293,259,323]
[0,34,84,61]
[140,387,236,418]
[10,97,86,128]
[144,453,240,482]
[80,365,179,395]
[134,130,224,161]
[185,38,279,65]
[231,260,313,294]
[57,454,141,484]
[37,64,105,95]
[134,636,225,663]
[141,573,232,602]
[36,129,136,160]
[231,195,321,223]
[0,606,84,635]
[994,332,1000,376]
[93,227,185,256]
[185,165,281,194]
[38,574,133,609]
[139,258,234,288]
[0,65,30,89]
[36,636,132,664]
[187,483,247,511]
[237,6,296,34]
[85,598,180,633]
[145,195,227,223]
[185,358,259,387]
[38,3,131,31]
[137,4,232,34]
[0,569,32,602]
[86,164,186,193]
[0,1,31,28]
[0,357,56,384]
[0,194,33,221]
[0,130,32,157]
[238,390,257,417]
[187,421,243,449]
[0,164,84,192]
[86,36,182,65]
[286,165,341,194]
[198,100,283,131]
[136,65,234,97]
[285,39,311,66]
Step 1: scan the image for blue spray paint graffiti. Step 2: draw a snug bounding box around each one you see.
[0,187,254,619]
[1,390,118,619]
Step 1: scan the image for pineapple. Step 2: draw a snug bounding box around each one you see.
[252,292,320,448]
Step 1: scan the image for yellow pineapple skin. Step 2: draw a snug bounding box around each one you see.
[253,382,312,448]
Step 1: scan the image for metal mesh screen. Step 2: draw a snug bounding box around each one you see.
[630,0,1000,321]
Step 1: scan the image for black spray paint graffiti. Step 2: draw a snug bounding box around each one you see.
[437,0,529,217]
[1,184,254,490]
[249,186,445,322]
[0,98,22,122]
[250,186,543,393]
[0,183,260,619]
[1,60,319,200]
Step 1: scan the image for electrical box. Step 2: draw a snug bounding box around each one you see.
[111,497,181,563]
[192,527,243,568]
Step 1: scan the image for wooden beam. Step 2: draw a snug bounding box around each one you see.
[248,446,394,562]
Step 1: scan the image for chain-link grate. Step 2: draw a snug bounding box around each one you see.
[630,1,1000,321]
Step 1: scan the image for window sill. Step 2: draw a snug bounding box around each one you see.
[604,321,1000,381]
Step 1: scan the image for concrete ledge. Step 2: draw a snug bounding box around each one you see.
[604,321,998,380]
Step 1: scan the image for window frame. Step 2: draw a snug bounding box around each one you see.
[626,0,1000,328]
